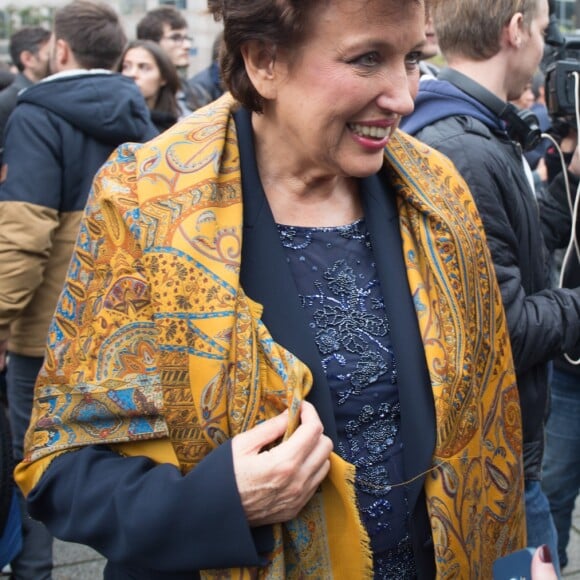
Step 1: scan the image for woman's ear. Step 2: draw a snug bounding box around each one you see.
[240,40,280,100]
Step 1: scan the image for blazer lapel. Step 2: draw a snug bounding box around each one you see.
[234,109,338,442]
[361,172,436,514]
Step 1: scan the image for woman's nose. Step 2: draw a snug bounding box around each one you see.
[376,67,416,118]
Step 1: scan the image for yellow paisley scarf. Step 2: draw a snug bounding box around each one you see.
[16,94,525,578]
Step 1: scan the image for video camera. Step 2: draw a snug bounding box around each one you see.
[543,0,580,122]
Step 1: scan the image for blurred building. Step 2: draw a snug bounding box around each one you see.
[2,0,576,74]
[0,0,222,77]
[556,0,580,31]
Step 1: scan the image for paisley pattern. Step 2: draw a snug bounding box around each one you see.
[385,138,526,577]
[17,94,525,578]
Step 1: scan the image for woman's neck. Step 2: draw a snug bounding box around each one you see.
[252,116,363,227]
[262,173,362,227]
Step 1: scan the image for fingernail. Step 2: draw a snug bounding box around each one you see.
[538,545,553,564]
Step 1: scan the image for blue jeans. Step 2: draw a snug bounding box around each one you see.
[525,479,561,576]
[6,353,53,580]
[0,490,22,568]
[542,367,580,570]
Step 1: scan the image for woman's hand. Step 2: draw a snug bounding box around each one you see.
[232,400,333,527]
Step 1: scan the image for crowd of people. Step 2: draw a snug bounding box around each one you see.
[0,0,577,578]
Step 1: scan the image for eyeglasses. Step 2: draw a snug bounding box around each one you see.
[162,33,193,44]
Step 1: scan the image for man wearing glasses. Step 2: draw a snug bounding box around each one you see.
[137,6,200,116]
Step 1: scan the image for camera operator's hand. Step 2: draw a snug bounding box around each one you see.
[560,130,580,176]
[536,158,548,183]
[568,144,580,177]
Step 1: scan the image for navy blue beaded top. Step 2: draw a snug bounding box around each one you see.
[277,218,417,579]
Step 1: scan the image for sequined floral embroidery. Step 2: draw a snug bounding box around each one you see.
[278,219,416,579]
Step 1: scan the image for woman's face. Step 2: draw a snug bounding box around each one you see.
[121,47,165,108]
[254,0,425,180]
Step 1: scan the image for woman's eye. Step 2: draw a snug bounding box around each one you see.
[405,51,422,68]
[352,52,380,67]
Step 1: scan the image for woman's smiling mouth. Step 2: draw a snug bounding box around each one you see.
[348,122,393,140]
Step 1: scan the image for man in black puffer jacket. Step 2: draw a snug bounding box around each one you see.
[401,0,580,573]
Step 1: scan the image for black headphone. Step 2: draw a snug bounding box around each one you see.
[438,68,543,151]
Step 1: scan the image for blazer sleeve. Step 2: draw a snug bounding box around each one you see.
[16,139,274,573]
[27,442,273,572]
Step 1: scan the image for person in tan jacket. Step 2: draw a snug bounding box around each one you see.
[0,2,156,577]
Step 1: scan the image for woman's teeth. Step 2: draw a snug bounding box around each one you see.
[349,123,391,139]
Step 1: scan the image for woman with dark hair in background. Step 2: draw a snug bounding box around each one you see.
[118,40,180,132]
[15,0,525,578]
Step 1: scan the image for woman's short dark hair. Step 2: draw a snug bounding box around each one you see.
[207,1,315,113]
[117,39,180,118]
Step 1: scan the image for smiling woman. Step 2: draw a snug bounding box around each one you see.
[15,0,525,578]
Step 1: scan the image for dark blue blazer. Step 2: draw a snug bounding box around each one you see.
[236,109,436,578]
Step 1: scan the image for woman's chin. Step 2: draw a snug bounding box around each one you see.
[341,153,387,179]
